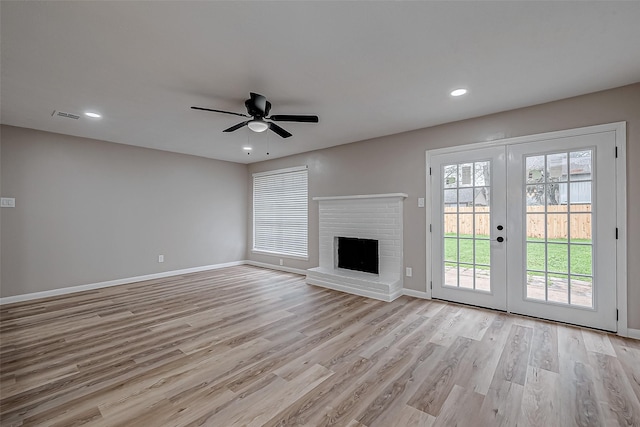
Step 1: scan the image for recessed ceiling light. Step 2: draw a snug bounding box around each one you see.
[450,88,468,97]
[243,146,253,151]
[84,112,102,118]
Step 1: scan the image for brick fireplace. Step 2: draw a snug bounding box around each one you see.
[306,193,407,301]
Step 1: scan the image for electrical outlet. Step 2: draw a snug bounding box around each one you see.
[405,267,412,277]
[279,259,284,266]
[158,255,164,263]
[1,198,15,208]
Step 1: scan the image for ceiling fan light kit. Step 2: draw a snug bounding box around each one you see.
[248,120,269,133]
[191,92,319,139]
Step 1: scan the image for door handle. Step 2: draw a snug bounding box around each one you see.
[491,237,505,242]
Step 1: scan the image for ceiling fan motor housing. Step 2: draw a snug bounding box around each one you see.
[245,95,271,118]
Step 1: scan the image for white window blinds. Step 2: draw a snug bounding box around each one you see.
[253,166,308,258]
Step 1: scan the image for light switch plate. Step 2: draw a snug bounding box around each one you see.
[418,197,425,208]
[1,198,15,208]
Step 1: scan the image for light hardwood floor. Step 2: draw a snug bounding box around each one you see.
[1,265,639,426]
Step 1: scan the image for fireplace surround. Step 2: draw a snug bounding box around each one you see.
[306,193,407,301]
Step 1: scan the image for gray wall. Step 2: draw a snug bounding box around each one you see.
[247,83,640,329]
[0,125,248,297]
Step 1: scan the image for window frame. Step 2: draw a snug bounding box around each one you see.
[252,165,309,260]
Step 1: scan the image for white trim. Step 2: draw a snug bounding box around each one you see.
[626,328,640,340]
[426,122,625,157]
[312,193,408,201]
[245,260,307,276]
[403,288,431,299]
[425,121,628,336]
[425,151,434,300]
[0,261,245,305]
[252,165,307,178]
[614,122,628,337]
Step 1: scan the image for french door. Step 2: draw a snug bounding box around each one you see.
[429,128,619,331]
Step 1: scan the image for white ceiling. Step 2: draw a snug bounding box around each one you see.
[2,1,639,164]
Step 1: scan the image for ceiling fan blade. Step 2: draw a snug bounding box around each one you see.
[191,106,249,118]
[268,122,292,138]
[223,120,250,132]
[269,115,319,123]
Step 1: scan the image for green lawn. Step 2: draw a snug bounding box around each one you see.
[444,234,592,277]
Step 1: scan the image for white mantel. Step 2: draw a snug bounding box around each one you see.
[306,193,407,302]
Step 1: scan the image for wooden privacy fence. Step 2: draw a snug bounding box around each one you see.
[444,204,592,239]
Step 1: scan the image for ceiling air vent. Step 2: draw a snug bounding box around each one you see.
[52,110,80,120]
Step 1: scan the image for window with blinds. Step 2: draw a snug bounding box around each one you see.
[253,166,308,259]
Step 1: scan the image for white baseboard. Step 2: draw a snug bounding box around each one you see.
[0,261,245,305]
[627,328,640,340]
[403,288,431,299]
[245,260,307,276]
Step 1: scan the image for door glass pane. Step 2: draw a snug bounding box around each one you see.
[547,153,568,182]
[570,276,593,307]
[459,238,474,264]
[458,213,473,237]
[444,238,458,262]
[547,243,568,274]
[526,271,546,301]
[444,165,458,188]
[570,244,592,276]
[570,213,591,240]
[569,150,592,181]
[444,189,457,210]
[458,188,473,209]
[445,262,458,287]
[475,267,491,292]
[474,187,490,211]
[475,239,490,265]
[570,182,591,205]
[475,162,490,186]
[547,214,568,240]
[459,264,474,289]
[444,213,458,236]
[526,155,545,184]
[526,185,545,211]
[547,274,569,304]
[459,163,473,187]
[526,242,545,271]
[556,183,568,207]
[474,213,490,238]
[527,214,545,239]
[442,161,492,292]
[524,151,593,308]
[546,183,564,207]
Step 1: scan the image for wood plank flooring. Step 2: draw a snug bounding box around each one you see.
[1,265,639,426]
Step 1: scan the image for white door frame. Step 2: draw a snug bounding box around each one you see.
[425,122,628,336]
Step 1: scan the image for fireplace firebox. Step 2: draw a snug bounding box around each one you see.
[336,237,379,274]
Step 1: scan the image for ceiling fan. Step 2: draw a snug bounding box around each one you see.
[191,92,319,139]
